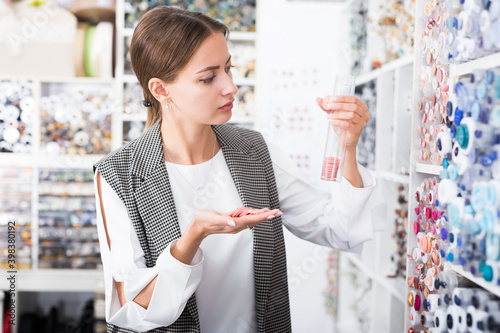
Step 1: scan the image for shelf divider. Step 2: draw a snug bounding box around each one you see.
[452,265,500,298]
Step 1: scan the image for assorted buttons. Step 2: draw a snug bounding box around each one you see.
[349,0,368,76]
[0,80,34,153]
[38,169,100,270]
[0,168,32,270]
[323,250,340,315]
[367,0,415,67]
[388,184,409,279]
[40,84,113,155]
[124,0,256,32]
[355,82,377,169]
[442,0,500,63]
[416,0,451,165]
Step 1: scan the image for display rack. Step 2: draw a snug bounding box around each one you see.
[336,55,413,333]
[404,0,500,331]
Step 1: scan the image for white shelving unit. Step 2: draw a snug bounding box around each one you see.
[403,0,500,331]
[336,56,413,333]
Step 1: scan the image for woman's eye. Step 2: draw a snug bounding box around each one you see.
[200,75,216,84]
[225,65,235,73]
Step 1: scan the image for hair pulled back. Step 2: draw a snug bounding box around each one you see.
[130,6,229,129]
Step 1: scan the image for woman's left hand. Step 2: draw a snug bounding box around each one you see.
[316,95,371,149]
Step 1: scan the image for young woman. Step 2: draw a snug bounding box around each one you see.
[94,6,374,333]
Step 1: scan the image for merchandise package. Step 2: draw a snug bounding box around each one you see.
[0,0,77,77]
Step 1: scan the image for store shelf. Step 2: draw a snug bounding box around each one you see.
[451,265,500,298]
[356,56,414,86]
[123,74,138,83]
[0,270,104,292]
[0,76,114,84]
[415,163,442,175]
[451,52,500,77]
[344,252,406,304]
[0,154,104,169]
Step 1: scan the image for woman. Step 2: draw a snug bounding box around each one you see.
[94,6,374,333]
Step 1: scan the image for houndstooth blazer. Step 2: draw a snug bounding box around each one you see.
[94,121,292,333]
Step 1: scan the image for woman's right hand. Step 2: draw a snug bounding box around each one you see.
[190,208,283,239]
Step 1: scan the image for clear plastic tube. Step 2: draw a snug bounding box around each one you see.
[321,74,355,182]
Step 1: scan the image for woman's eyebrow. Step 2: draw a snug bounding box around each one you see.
[196,55,232,74]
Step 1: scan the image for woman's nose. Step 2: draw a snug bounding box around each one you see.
[221,74,238,96]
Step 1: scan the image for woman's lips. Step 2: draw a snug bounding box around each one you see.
[218,100,234,111]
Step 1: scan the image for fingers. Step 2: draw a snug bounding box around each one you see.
[226,208,282,233]
[247,207,270,214]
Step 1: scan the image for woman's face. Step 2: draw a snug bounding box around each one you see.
[166,32,238,125]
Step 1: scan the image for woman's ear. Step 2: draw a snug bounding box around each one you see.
[148,78,171,103]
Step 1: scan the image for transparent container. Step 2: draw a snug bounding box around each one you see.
[321,74,355,182]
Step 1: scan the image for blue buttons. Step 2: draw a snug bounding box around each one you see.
[476,82,488,100]
[481,209,495,232]
[482,264,493,282]
[439,169,449,179]
[472,184,487,212]
[441,227,448,241]
[490,106,500,127]
[447,252,455,262]
[446,101,453,116]
[466,218,481,235]
[487,182,498,206]
[482,154,494,167]
[449,164,458,181]
[455,108,464,126]
[449,204,461,227]
[450,125,457,138]
[456,124,469,149]
[469,147,477,164]
[471,102,481,121]
[455,81,471,111]
[443,157,450,169]
[486,70,494,84]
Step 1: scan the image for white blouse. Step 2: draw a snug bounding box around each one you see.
[94,143,376,332]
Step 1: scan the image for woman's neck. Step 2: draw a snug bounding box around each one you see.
[160,118,219,165]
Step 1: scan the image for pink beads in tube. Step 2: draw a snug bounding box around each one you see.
[321,74,355,182]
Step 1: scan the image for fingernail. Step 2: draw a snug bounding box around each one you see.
[331,96,339,101]
[276,212,283,216]
[227,220,235,227]
[327,103,337,109]
[267,215,275,220]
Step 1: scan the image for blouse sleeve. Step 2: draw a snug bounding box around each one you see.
[94,173,204,332]
[268,143,376,254]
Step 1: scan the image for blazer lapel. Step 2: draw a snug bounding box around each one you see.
[213,125,274,329]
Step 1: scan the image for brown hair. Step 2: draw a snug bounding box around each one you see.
[130,6,229,129]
